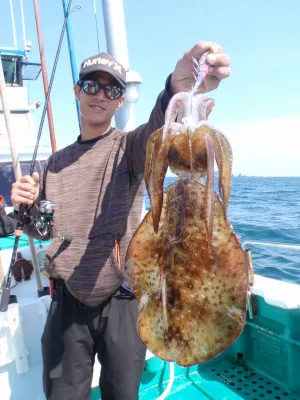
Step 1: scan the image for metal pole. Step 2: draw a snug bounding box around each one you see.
[0,56,43,295]
[61,0,80,123]
[102,0,130,69]
[33,0,57,153]
[102,0,135,130]
[9,0,18,50]
[20,0,28,56]
[28,239,44,293]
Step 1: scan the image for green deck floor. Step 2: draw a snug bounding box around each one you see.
[90,357,300,400]
[0,234,50,250]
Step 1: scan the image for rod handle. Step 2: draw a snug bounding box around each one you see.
[14,203,28,234]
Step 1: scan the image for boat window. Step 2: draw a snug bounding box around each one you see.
[2,57,21,85]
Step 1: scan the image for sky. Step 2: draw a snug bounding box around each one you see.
[1,0,300,177]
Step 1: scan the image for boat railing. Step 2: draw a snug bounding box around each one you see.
[241,240,300,319]
[242,240,300,251]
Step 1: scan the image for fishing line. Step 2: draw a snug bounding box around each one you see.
[94,0,101,53]
[0,0,74,312]
[31,0,73,171]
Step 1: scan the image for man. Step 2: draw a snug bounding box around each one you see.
[11,41,231,400]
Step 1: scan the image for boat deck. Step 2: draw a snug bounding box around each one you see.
[0,234,48,251]
[91,360,300,400]
[90,274,300,399]
[91,357,300,400]
[1,238,300,400]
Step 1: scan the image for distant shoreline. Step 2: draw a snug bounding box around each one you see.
[166,175,300,179]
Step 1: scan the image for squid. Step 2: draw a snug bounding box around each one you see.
[125,54,249,367]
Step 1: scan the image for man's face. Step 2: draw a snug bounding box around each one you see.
[74,71,125,127]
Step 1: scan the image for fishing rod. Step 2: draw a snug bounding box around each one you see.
[61,0,81,123]
[33,0,57,153]
[0,0,74,312]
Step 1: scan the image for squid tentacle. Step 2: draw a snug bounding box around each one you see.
[163,93,186,140]
[211,129,232,210]
[151,136,173,232]
[144,129,163,196]
[204,134,215,241]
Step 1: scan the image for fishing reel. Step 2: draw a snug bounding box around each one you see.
[33,200,72,244]
[34,200,55,237]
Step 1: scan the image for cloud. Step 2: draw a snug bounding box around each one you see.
[167,117,300,177]
[218,117,300,176]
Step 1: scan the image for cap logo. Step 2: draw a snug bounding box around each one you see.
[83,56,122,74]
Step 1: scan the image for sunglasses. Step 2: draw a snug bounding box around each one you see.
[78,80,125,100]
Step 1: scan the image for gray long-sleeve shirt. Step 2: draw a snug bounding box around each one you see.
[25,89,169,306]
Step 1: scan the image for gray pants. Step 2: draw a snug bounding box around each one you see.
[42,280,146,400]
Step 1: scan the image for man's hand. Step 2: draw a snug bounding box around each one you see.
[11,172,40,211]
[170,41,231,95]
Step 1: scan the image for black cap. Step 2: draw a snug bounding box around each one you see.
[79,52,126,88]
